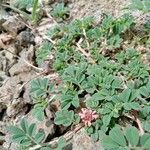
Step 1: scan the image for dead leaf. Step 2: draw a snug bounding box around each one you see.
[0,33,13,48]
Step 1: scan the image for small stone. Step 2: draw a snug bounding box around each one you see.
[0,145,7,150]
[5,46,16,61]
[72,128,104,150]
[16,31,35,47]
[2,16,26,36]
[0,71,9,87]
[6,98,25,117]
[0,51,8,72]
[9,45,34,76]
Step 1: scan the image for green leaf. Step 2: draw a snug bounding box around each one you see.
[86,99,99,108]
[61,92,79,109]
[30,78,52,97]
[109,127,126,147]
[108,35,123,48]
[8,126,25,135]
[20,118,28,132]
[125,126,139,147]
[31,106,45,121]
[7,118,45,147]
[20,138,31,146]
[102,115,111,127]
[51,3,69,20]
[31,0,39,23]
[140,133,150,149]
[102,136,120,149]
[130,0,144,10]
[28,123,36,137]
[139,86,149,97]
[34,131,45,143]
[124,102,141,110]
[36,41,53,65]
[12,134,27,143]
[119,89,131,102]
[54,110,74,126]
[143,122,150,132]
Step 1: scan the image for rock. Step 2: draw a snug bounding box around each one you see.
[0,51,8,72]
[36,18,57,38]
[3,83,25,117]
[72,128,104,150]
[0,145,7,150]
[9,60,30,76]
[0,33,14,49]
[0,71,9,87]
[6,98,25,117]
[16,31,35,47]
[0,5,9,32]
[0,71,36,113]
[4,45,17,61]
[2,16,26,36]
[23,84,32,104]
[0,75,20,108]
[0,121,7,134]
[20,45,35,62]
[3,134,18,150]
[9,45,34,76]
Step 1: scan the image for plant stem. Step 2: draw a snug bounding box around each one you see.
[32,0,39,23]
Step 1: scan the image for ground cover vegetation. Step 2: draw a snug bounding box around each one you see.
[4,0,150,149]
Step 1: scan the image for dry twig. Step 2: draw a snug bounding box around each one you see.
[4,49,43,72]
[76,38,95,64]
[125,114,144,135]
[83,28,90,48]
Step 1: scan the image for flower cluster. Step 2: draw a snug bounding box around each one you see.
[79,108,99,126]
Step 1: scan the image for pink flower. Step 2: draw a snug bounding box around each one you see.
[79,108,99,126]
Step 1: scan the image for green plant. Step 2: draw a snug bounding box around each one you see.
[8,5,150,149]
[129,0,150,13]
[30,78,53,97]
[8,118,45,148]
[102,126,150,150]
[54,110,75,126]
[8,118,67,150]
[45,14,150,150]
[36,41,53,65]
[30,78,55,121]
[51,3,69,20]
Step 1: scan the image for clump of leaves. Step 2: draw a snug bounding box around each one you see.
[54,110,75,126]
[36,41,53,66]
[102,126,150,150]
[129,0,150,13]
[30,78,55,121]
[8,118,67,150]
[8,118,45,148]
[8,6,150,150]
[30,78,53,97]
[51,3,69,21]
